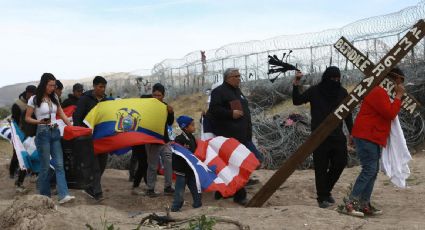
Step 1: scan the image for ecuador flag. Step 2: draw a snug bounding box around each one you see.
[84,98,167,154]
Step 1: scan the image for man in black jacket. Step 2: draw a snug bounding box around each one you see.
[292,66,353,208]
[9,85,36,192]
[73,76,109,201]
[62,83,84,107]
[206,68,254,205]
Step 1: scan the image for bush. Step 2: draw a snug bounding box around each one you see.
[0,106,10,119]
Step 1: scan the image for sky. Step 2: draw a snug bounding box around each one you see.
[0,0,421,87]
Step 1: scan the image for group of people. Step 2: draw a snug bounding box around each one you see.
[8,69,263,210]
[8,64,405,215]
[292,66,405,216]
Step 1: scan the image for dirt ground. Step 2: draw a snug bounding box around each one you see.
[1,138,425,229]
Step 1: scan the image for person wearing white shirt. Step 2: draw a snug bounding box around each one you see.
[25,73,75,204]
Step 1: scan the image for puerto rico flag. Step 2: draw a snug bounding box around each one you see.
[171,136,260,197]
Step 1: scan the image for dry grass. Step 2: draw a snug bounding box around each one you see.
[168,92,208,135]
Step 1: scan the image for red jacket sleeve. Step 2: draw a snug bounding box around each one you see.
[364,87,401,121]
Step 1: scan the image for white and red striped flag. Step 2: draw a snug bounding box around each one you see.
[194,136,260,197]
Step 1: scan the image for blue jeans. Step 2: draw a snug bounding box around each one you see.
[350,138,381,203]
[35,125,69,200]
[172,174,202,210]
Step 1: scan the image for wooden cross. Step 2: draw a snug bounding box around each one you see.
[334,36,421,116]
[246,19,425,207]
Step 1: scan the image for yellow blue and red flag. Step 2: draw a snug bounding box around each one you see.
[84,98,167,154]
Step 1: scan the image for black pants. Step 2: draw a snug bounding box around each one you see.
[313,137,347,202]
[132,145,148,188]
[215,187,247,202]
[10,148,26,186]
[90,153,109,195]
[233,187,247,202]
[9,149,19,177]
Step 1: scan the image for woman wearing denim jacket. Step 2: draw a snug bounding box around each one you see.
[25,73,75,204]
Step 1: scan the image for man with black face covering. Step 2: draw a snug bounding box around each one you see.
[292,66,353,208]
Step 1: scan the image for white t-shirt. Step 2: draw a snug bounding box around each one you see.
[27,95,58,124]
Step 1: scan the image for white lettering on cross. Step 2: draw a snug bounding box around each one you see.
[384,56,396,67]
[348,49,357,61]
[334,104,349,120]
[399,37,413,51]
[363,76,374,87]
[335,38,344,49]
[410,27,422,40]
[342,43,351,55]
[372,63,385,77]
[353,55,365,68]
[406,103,417,114]
[346,94,359,106]
[353,84,367,97]
[393,47,402,56]
[359,60,371,72]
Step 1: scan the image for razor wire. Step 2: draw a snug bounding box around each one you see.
[151,1,425,91]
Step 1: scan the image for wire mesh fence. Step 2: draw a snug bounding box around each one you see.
[148,1,425,98]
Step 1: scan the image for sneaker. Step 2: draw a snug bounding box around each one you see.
[59,195,75,204]
[171,206,181,212]
[318,200,331,209]
[171,201,184,212]
[146,189,159,198]
[94,193,105,202]
[192,202,202,209]
[326,196,336,204]
[362,203,383,216]
[82,188,95,199]
[343,199,364,217]
[164,186,175,195]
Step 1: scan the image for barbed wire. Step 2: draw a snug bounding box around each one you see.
[152,1,425,80]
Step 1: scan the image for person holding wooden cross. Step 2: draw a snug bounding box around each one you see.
[344,67,405,216]
[292,66,353,209]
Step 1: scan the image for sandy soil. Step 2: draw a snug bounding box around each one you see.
[1,139,425,230]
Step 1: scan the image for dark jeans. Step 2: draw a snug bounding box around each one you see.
[10,148,26,186]
[172,173,202,210]
[87,153,108,195]
[132,145,148,188]
[313,137,347,202]
[9,149,19,177]
[35,125,69,200]
[350,138,381,203]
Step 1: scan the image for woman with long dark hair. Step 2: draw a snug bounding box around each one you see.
[25,73,75,204]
